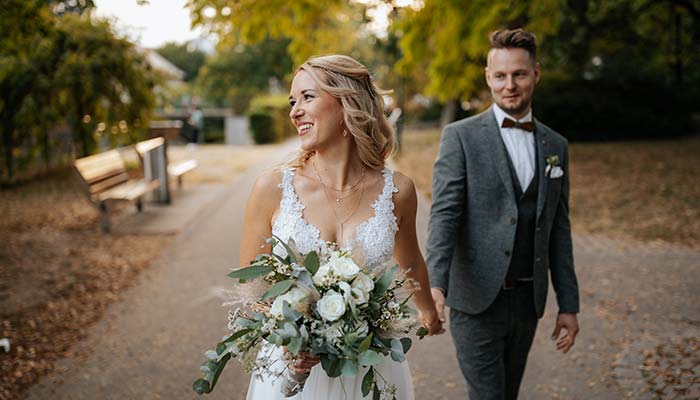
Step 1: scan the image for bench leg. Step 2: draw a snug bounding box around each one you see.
[136,197,143,212]
[178,175,183,189]
[99,203,111,233]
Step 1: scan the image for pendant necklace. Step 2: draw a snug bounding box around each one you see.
[312,158,366,240]
[313,158,366,203]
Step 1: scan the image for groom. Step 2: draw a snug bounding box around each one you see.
[427,29,580,399]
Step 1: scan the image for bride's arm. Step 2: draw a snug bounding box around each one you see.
[392,172,445,335]
[239,170,282,267]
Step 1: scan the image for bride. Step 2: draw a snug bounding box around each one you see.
[239,54,444,399]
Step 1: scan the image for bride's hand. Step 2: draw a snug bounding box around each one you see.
[419,309,446,336]
[284,348,320,374]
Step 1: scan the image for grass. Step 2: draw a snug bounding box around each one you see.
[393,128,700,248]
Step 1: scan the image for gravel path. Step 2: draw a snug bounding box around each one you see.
[25,146,700,399]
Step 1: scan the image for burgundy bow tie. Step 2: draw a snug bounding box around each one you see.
[502,118,534,132]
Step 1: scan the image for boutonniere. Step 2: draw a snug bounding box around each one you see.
[545,155,563,179]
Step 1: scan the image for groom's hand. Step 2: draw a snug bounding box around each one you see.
[430,287,446,323]
[551,313,579,354]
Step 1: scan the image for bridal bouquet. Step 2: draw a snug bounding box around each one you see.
[193,236,427,399]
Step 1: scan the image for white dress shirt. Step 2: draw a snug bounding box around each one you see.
[492,104,536,191]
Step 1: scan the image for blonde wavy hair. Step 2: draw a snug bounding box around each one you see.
[285,55,395,170]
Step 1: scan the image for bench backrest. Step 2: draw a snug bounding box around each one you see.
[74,150,129,200]
[134,137,165,157]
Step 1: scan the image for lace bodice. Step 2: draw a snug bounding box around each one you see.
[272,167,399,272]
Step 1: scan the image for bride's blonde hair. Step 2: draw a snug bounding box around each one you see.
[285,55,395,170]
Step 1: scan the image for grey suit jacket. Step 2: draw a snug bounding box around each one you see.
[427,108,579,318]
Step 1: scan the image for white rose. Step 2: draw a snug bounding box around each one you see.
[350,272,374,304]
[312,263,332,286]
[316,290,346,321]
[352,272,374,293]
[269,288,310,317]
[329,255,360,281]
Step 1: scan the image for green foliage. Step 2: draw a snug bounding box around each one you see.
[248,111,276,144]
[396,0,700,136]
[250,94,296,141]
[187,0,364,66]
[395,0,561,103]
[0,1,157,181]
[155,41,206,82]
[196,37,292,113]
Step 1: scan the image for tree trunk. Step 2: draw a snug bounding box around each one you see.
[2,126,14,180]
[439,99,459,129]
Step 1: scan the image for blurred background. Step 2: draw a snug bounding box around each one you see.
[1,1,699,399]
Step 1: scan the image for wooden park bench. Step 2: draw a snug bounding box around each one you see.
[135,137,198,189]
[74,150,160,233]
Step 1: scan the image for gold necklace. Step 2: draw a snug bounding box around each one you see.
[320,183,365,242]
[311,158,366,240]
[312,158,366,202]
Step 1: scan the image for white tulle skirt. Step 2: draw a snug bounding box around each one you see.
[246,344,414,400]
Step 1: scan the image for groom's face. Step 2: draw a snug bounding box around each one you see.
[485,48,540,119]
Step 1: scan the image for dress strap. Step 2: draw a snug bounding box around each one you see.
[277,168,302,217]
[371,167,399,226]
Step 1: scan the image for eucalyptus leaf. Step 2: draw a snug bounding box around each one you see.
[303,251,320,274]
[192,378,211,394]
[222,328,252,344]
[416,326,429,340]
[373,383,381,400]
[321,354,342,378]
[227,265,272,282]
[361,367,374,397]
[400,337,412,353]
[373,264,398,296]
[287,336,303,354]
[267,332,283,346]
[261,279,294,300]
[389,339,405,362]
[204,352,231,394]
[282,300,303,322]
[341,358,359,377]
[358,333,373,353]
[358,349,383,366]
[272,234,297,264]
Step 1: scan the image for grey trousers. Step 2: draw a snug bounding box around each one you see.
[449,286,538,400]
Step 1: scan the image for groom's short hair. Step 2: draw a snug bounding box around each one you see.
[489,29,537,61]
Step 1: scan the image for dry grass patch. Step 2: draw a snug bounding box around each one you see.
[394,128,700,248]
[0,168,173,399]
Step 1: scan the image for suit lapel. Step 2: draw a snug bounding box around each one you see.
[535,118,548,221]
[482,109,516,202]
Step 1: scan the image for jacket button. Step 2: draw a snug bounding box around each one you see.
[505,250,511,256]
[535,257,542,262]
[509,217,517,225]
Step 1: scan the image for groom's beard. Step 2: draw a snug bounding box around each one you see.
[497,99,531,118]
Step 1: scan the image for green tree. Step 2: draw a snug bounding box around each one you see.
[53,14,158,156]
[394,0,561,103]
[186,0,367,65]
[156,41,206,82]
[0,0,58,179]
[0,1,158,180]
[196,37,292,112]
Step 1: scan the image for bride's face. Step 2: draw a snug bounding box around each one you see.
[288,70,345,152]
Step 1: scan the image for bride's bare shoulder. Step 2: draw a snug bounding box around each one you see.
[247,168,283,209]
[391,170,418,212]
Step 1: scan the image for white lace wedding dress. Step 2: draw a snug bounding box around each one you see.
[246,167,415,400]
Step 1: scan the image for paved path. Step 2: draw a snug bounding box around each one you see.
[26,144,700,399]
